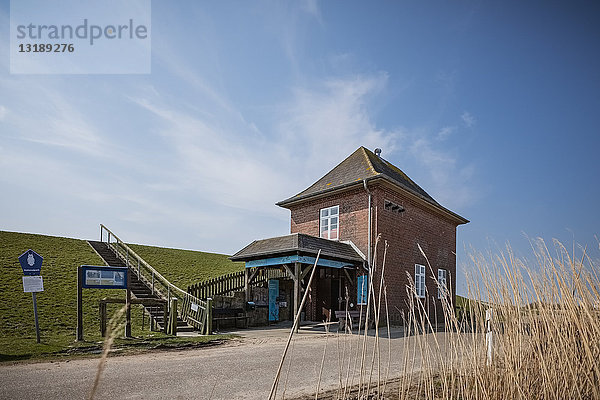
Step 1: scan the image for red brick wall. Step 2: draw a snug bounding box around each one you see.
[289,187,370,257]
[286,183,459,324]
[370,185,458,324]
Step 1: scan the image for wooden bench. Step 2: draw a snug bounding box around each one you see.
[335,310,370,331]
[212,308,249,330]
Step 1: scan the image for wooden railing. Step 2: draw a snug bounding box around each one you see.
[188,268,287,300]
[100,224,210,334]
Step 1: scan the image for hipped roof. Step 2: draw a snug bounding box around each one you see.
[276,146,468,224]
[230,233,364,263]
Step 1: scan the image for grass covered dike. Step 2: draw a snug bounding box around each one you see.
[0,231,242,362]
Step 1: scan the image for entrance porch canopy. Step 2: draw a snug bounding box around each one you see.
[230,233,366,321]
[230,233,365,269]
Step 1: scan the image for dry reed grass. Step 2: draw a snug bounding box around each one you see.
[88,305,127,400]
[304,238,600,399]
[437,238,600,400]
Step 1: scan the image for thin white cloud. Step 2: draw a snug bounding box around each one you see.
[0,76,107,157]
[403,131,478,209]
[130,73,403,221]
[0,105,6,120]
[131,70,478,225]
[131,95,296,216]
[461,111,476,127]
[279,73,399,180]
[302,0,323,25]
[437,126,456,140]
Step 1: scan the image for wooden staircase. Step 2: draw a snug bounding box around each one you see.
[88,240,194,332]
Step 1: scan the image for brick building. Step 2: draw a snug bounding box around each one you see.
[232,146,468,324]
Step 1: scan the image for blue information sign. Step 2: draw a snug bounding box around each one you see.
[81,265,128,289]
[19,249,43,276]
[268,279,279,322]
[357,275,368,305]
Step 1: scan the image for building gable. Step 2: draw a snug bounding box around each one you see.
[277,146,468,225]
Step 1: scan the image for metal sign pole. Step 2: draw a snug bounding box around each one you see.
[125,270,132,337]
[77,266,83,341]
[32,292,40,343]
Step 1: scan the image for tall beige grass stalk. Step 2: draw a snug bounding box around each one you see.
[89,304,127,400]
[398,238,600,400]
[310,238,598,399]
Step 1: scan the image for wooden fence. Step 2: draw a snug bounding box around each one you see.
[188,268,287,300]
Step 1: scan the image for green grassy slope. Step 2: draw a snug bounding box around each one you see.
[455,294,470,310]
[0,231,111,358]
[127,243,244,289]
[0,231,241,361]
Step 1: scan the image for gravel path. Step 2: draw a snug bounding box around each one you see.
[0,325,448,399]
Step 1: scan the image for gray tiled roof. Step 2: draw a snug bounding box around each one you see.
[277,146,439,207]
[230,233,365,263]
[276,147,468,224]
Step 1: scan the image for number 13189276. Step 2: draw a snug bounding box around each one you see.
[19,43,74,52]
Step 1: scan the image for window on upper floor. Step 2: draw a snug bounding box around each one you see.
[320,205,339,240]
[438,268,447,299]
[415,264,426,298]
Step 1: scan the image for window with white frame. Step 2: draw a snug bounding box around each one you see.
[438,269,447,299]
[320,205,339,240]
[415,264,426,298]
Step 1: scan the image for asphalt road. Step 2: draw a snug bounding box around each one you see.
[0,325,447,399]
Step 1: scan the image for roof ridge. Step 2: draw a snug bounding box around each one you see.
[360,146,378,176]
[380,157,419,188]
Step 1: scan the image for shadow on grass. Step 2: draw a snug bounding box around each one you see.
[0,353,33,362]
[0,334,237,363]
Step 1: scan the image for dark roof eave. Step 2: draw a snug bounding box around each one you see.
[276,179,367,208]
[277,175,469,225]
[230,247,364,264]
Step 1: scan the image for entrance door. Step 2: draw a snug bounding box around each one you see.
[331,278,340,317]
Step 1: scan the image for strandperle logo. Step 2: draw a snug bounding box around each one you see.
[15,19,148,46]
[10,0,151,74]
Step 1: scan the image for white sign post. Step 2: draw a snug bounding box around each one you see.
[23,276,44,344]
[486,308,493,367]
[19,250,44,344]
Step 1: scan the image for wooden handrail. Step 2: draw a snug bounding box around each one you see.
[101,224,190,299]
[100,224,209,333]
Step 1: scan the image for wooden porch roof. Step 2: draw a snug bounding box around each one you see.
[230,233,365,266]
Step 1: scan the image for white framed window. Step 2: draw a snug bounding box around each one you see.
[415,264,426,298]
[438,269,447,299]
[320,205,339,240]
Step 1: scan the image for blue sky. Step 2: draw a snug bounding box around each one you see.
[1,1,599,292]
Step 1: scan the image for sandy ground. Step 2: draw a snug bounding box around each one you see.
[0,322,449,399]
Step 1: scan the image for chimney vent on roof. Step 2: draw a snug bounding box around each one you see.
[374,148,382,157]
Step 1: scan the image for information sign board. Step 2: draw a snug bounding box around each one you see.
[23,275,44,293]
[268,279,279,321]
[18,249,43,276]
[81,265,128,289]
[357,275,368,305]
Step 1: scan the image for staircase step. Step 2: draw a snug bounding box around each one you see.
[88,240,197,333]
